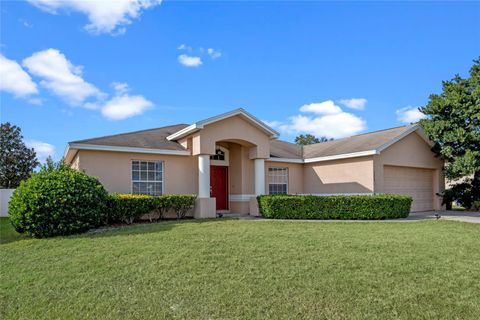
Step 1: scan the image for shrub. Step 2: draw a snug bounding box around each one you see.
[107,194,159,224]
[8,164,109,238]
[257,194,412,220]
[107,194,196,224]
[441,183,479,210]
[473,200,480,211]
[170,195,197,219]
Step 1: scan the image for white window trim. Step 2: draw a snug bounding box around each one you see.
[267,167,289,195]
[131,160,165,196]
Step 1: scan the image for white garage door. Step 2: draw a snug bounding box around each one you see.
[383,166,434,212]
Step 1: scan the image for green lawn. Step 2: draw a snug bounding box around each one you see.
[1,217,479,319]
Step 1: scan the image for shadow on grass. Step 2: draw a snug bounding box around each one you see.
[82,217,234,240]
[0,217,28,245]
[0,217,237,245]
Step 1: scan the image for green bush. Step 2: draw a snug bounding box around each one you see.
[257,194,412,220]
[107,194,196,224]
[170,195,197,219]
[107,194,158,224]
[474,200,480,211]
[8,165,109,238]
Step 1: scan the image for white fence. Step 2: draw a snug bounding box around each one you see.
[0,189,15,217]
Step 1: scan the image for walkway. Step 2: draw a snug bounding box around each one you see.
[407,210,480,223]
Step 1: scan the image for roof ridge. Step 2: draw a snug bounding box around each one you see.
[70,123,189,144]
[303,124,414,149]
[345,123,415,138]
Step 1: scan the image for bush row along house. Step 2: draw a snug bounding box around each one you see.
[64,109,445,217]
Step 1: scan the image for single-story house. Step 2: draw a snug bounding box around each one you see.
[64,108,445,217]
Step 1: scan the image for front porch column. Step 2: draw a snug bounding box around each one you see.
[254,158,265,196]
[198,154,210,198]
[195,154,216,218]
[250,158,265,216]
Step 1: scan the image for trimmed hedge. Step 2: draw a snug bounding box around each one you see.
[107,194,196,224]
[257,194,412,220]
[8,166,109,238]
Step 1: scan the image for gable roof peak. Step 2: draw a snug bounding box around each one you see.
[166,108,279,141]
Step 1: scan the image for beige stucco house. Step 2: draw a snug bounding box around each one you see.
[65,108,445,217]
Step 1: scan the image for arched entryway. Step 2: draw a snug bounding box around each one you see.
[173,111,276,218]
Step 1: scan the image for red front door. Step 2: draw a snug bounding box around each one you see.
[210,165,228,211]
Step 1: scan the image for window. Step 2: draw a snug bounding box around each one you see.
[132,160,163,196]
[210,148,225,161]
[268,167,288,194]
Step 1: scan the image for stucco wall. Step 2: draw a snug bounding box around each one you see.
[227,143,254,213]
[228,143,243,195]
[229,201,250,214]
[74,144,259,214]
[191,115,271,159]
[227,143,255,195]
[71,154,80,170]
[303,156,374,194]
[374,131,444,210]
[265,161,304,194]
[76,150,198,194]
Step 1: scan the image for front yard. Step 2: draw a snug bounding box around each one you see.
[1,217,479,319]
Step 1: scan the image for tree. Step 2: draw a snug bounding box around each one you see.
[295,134,332,145]
[40,156,67,172]
[0,123,39,188]
[419,58,480,209]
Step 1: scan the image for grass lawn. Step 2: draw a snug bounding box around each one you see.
[1,217,479,319]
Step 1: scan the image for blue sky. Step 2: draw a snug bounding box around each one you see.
[1,1,479,162]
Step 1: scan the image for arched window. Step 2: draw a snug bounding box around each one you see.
[210,148,225,161]
[210,145,229,166]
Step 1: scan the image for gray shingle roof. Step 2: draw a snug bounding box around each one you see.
[70,124,190,151]
[269,139,303,159]
[70,123,417,159]
[302,124,416,158]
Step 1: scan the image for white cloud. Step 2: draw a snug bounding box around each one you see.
[178,54,202,67]
[100,82,152,120]
[28,97,43,105]
[262,120,283,128]
[28,0,162,35]
[338,98,367,110]
[25,139,55,163]
[82,101,102,110]
[111,81,129,94]
[0,54,38,98]
[396,106,425,124]
[299,101,342,115]
[178,45,221,62]
[207,48,221,59]
[267,100,367,139]
[101,94,153,120]
[6,48,153,121]
[177,44,192,51]
[19,19,33,28]
[23,48,103,106]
